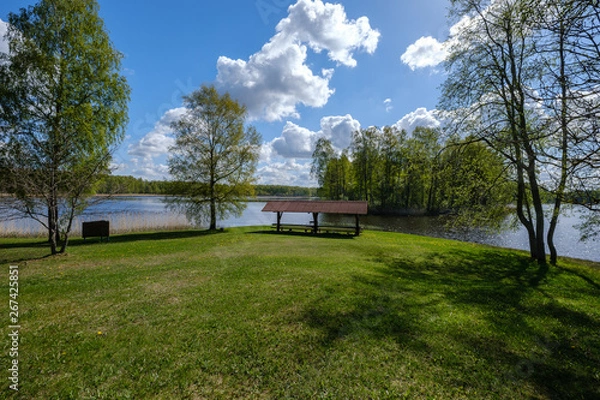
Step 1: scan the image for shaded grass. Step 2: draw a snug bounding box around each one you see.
[1,227,599,399]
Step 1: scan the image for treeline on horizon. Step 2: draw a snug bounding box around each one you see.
[94,175,316,198]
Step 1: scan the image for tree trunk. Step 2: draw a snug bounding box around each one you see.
[516,177,537,259]
[209,198,217,231]
[548,19,570,266]
[547,200,561,265]
[48,201,59,255]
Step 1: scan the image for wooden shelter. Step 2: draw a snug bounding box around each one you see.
[262,201,368,236]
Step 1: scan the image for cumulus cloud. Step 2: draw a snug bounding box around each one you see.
[400,36,447,71]
[0,18,9,55]
[393,107,441,134]
[271,121,317,158]
[269,114,360,159]
[281,0,380,67]
[217,0,380,121]
[256,159,315,187]
[128,107,184,158]
[127,107,186,179]
[320,114,360,150]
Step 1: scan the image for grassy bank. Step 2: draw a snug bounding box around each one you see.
[1,228,599,399]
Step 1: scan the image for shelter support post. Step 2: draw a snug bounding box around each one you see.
[277,212,282,232]
[355,215,360,236]
[312,212,319,234]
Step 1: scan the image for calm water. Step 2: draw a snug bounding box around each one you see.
[1,196,597,262]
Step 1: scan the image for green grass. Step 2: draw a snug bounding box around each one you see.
[1,227,599,399]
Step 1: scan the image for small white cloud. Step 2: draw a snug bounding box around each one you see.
[394,108,441,134]
[217,0,380,122]
[384,98,393,113]
[401,36,447,71]
[401,12,479,72]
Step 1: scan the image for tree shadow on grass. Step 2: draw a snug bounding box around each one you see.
[69,229,222,246]
[0,240,55,264]
[298,247,600,398]
[0,229,223,263]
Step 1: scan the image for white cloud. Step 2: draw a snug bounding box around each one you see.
[216,45,332,122]
[128,107,184,159]
[259,143,275,164]
[256,159,315,187]
[217,0,380,122]
[281,0,380,67]
[400,36,447,71]
[269,114,360,159]
[271,121,317,158]
[127,107,186,179]
[320,114,360,150]
[401,14,475,71]
[394,107,441,134]
[0,18,9,55]
[384,98,393,113]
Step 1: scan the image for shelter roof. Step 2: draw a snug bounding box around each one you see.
[261,201,368,215]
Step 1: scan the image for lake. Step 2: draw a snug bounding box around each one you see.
[1,196,597,262]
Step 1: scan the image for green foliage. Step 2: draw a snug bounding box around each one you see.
[351,127,380,204]
[436,138,514,229]
[167,85,261,230]
[0,0,130,254]
[312,125,510,224]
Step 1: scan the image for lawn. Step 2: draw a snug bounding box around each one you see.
[1,227,599,399]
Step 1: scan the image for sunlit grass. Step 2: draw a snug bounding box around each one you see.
[1,227,599,399]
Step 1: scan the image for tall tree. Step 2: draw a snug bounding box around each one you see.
[377,126,404,210]
[0,0,130,254]
[442,0,600,264]
[167,85,261,231]
[532,0,600,264]
[441,0,548,263]
[351,127,379,204]
[406,126,442,211]
[310,137,335,189]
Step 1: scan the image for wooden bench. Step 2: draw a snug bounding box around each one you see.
[271,223,314,233]
[317,225,358,235]
[272,223,360,236]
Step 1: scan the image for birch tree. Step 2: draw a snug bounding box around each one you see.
[0,0,130,254]
[167,85,261,231]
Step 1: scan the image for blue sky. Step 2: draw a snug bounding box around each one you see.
[1,0,452,186]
